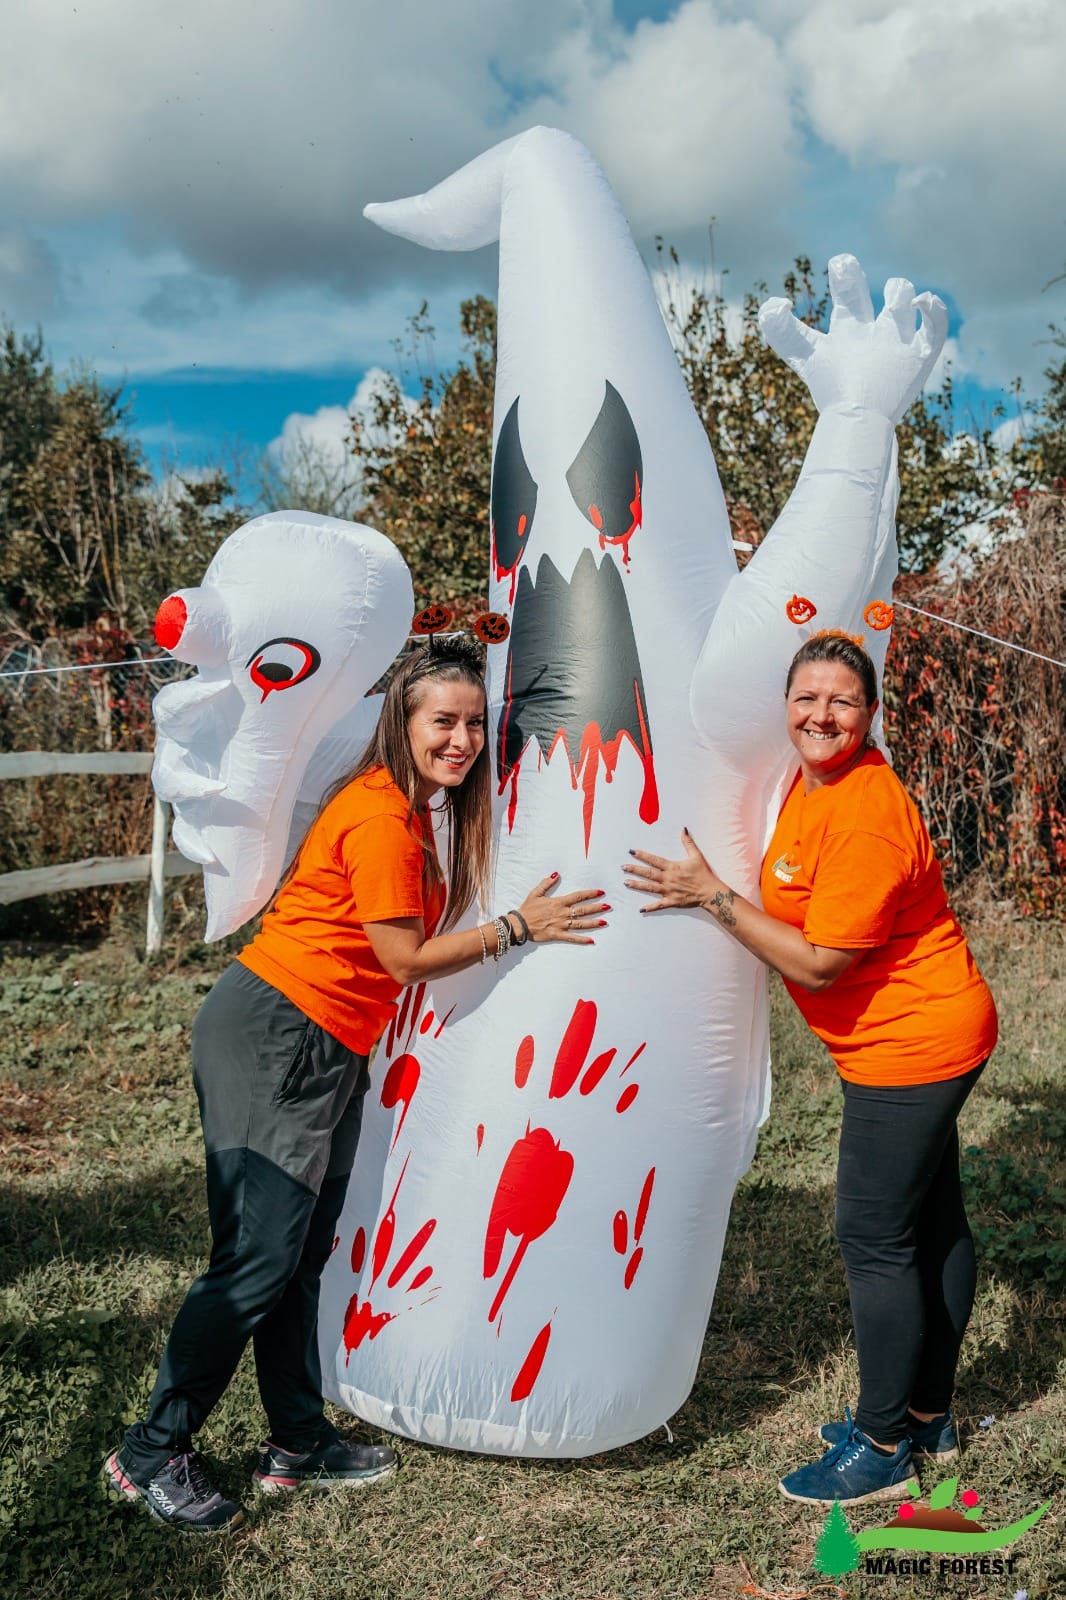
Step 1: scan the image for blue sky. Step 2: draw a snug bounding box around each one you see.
[2,0,1061,479]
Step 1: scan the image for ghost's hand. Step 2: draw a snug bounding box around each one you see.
[624,830,719,915]
[757,254,948,424]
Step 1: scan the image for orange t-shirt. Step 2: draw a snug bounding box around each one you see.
[760,749,997,1086]
[239,767,446,1053]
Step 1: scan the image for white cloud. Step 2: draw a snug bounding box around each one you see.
[1,0,1063,408]
[265,367,419,513]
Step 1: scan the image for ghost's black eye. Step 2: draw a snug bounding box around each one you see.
[565,381,643,567]
[245,637,321,702]
[491,398,537,594]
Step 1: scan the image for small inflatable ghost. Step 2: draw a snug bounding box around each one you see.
[317,129,946,1457]
[152,511,412,940]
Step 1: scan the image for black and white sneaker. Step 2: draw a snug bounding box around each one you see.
[252,1433,398,1495]
[103,1447,245,1532]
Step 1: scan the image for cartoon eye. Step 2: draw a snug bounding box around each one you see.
[245,637,321,702]
[565,382,643,567]
[491,398,538,597]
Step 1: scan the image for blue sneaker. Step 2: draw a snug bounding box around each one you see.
[820,1405,958,1462]
[780,1416,916,1506]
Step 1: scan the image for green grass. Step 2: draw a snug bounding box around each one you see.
[2,927,1063,1599]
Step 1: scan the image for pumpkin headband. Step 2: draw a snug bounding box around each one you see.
[411,604,511,646]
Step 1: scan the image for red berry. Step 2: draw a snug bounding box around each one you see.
[897,1502,915,1521]
[962,1489,980,1507]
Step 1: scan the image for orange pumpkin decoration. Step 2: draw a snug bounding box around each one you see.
[412,603,454,636]
[863,600,895,631]
[785,594,817,625]
[472,611,511,644]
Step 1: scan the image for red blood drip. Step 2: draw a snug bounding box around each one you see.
[574,694,658,853]
[476,1122,485,1152]
[515,1034,535,1089]
[549,999,597,1099]
[387,1218,436,1289]
[596,474,643,568]
[350,1226,366,1274]
[484,1126,574,1323]
[491,521,522,609]
[380,1053,420,1153]
[405,982,427,1047]
[408,1265,433,1292]
[616,1083,640,1114]
[331,1235,340,1255]
[613,1210,628,1255]
[579,1048,617,1096]
[342,1293,394,1360]
[434,1004,456,1038]
[419,1010,435,1035]
[384,1013,398,1057]
[154,593,187,650]
[634,1166,655,1241]
[588,504,604,531]
[510,1320,553,1403]
[394,987,414,1048]
[620,1041,646,1077]
[624,1247,643,1290]
[370,1155,410,1291]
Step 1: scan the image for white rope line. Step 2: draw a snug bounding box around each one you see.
[0,657,179,681]
[892,600,1066,670]
[1,611,1063,682]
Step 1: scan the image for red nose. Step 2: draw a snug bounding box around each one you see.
[154,594,188,650]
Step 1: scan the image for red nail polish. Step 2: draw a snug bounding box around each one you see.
[550,871,559,880]
[598,919,607,927]
[601,904,612,911]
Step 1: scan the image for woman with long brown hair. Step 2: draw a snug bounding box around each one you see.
[106,635,607,1532]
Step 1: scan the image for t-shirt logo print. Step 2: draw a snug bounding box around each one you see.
[772,852,802,883]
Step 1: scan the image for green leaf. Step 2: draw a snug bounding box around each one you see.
[928,1476,958,1510]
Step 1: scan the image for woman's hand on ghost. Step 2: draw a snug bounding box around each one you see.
[517,877,610,945]
[757,253,947,424]
[624,829,719,914]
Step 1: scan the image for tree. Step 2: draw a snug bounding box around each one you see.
[349,297,496,618]
[813,1500,861,1576]
[657,246,1002,572]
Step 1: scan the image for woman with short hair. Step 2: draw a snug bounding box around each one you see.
[625,631,996,1507]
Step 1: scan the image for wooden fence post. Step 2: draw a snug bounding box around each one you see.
[145,791,169,956]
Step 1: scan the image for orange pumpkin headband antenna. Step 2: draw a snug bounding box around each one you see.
[811,627,867,648]
[411,605,511,645]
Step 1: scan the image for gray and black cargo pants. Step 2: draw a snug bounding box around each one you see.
[121,962,370,1481]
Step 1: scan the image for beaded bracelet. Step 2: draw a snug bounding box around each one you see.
[492,914,513,962]
[477,923,489,964]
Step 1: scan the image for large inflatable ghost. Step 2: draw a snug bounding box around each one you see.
[152,511,412,940]
[315,128,947,1456]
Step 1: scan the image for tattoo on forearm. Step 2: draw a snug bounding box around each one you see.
[708,889,737,927]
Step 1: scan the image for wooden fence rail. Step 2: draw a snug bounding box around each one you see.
[0,750,197,952]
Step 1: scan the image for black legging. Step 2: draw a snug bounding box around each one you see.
[835,1059,985,1443]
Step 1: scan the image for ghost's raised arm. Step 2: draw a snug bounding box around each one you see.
[690,254,947,758]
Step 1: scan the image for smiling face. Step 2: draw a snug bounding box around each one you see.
[407,678,488,804]
[786,661,877,789]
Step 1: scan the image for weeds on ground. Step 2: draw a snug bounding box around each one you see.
[1,926,1063,1599]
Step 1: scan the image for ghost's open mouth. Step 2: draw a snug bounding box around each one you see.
[497,549,658,851]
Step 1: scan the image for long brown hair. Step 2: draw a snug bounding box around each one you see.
[281,638,492,931]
